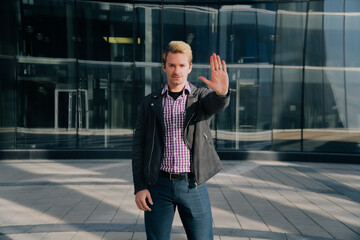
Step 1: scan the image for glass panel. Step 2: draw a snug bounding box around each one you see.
[135,0,161,2]
[272,2,307,151]
[0,0,15,149]
[303,69,347,152]
[220,5,258,64]
[346,71,360,129]
[217,3,275,150]
[133,4,163,141]
[303,0,360,154]
[77,1,133,62]
[78,62,134,149]
[220,0,274,2]
[15,0,77,148]
[303,0,351,153]
[163,5,218,63]
[164,0,218,3]
[134,5,162,62]
[77,2,134,149]
[345,0,360,67]
[344,0,360,153]
[273,68,303,151]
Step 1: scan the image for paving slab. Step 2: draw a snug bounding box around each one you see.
[0,159,359,240]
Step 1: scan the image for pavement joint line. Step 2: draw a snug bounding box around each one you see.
[0,224,340,240]
[293,166,360,203]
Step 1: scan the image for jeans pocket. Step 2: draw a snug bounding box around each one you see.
[188,177,197,190]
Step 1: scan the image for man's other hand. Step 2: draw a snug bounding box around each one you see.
[135,189,153,211]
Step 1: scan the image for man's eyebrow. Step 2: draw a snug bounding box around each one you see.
[167,62,186,65]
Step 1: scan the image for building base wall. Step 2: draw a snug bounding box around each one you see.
[0,150,359,164]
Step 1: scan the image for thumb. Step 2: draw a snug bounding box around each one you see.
[199,76,211,85]
[147,192,153,205]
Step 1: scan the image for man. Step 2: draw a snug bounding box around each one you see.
[132,41,230,240]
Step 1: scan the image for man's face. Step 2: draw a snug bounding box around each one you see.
[163,52,192,91]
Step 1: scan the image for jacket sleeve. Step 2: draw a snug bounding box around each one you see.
[132,100,148,194]
[199,88,230,116]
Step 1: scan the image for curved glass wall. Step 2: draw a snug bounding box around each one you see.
[0,0,15,149]
[0,0,359,155]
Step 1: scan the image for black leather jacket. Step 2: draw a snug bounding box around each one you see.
[132,83,230,194]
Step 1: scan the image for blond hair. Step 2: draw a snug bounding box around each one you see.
[163,41,193,65]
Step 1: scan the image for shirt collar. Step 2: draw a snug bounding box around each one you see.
[161,81,192,96]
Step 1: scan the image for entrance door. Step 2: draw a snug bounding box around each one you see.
[55,89,88,131]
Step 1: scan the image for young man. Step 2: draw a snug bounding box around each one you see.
[132,41,230,240]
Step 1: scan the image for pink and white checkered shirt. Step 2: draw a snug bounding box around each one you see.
[160,83,192,173]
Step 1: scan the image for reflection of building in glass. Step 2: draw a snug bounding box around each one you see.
[0,0,359,159]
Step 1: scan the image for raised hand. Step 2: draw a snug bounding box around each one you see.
[199,53,229,96]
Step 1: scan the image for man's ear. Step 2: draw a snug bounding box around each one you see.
[163,63,166,72]
[188,63,192,74]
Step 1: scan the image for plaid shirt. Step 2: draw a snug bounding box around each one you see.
[160,83,192,173]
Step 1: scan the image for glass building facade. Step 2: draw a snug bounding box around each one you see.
[1,0,360,159]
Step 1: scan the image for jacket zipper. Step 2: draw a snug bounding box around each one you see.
[183,110,196,147]
[183,110,197,185]
[148,114,156,185]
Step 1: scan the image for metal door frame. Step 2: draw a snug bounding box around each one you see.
[55,89,88,131]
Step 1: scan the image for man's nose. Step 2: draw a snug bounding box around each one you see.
[174,67,181,74]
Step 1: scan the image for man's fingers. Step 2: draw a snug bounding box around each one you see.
[136,198,151,211]
[211,53,226,72]
[213,54,220,70]
[210,54,216,71]
[146,192,153,205]
[142,200,152,211]
[135,190,152,211]
[216,55,222,70]
[222,60,227,73]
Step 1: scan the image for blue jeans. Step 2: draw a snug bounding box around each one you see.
[145,173,213,240]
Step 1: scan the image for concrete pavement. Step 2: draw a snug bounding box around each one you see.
[0,159,359,240]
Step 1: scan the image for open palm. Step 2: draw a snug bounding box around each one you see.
[199,53,229,96]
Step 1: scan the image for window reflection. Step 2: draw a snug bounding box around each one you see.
[134,5,162,62]
[344,1,360,154]
[76,2,135,148]
[272,2,307,151]
[303,0,360,153]
[0,0,15,149]
[345,1,360,67]
[77,62,134,149]
[163,5,218,63]
[219,4,275,64]
[217,3,275,150]
[15,0,77,148]
[1,0,360,154]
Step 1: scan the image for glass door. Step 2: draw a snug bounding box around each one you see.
[55,89,88,131]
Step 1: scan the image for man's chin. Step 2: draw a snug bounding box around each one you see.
[171,79,184,84]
